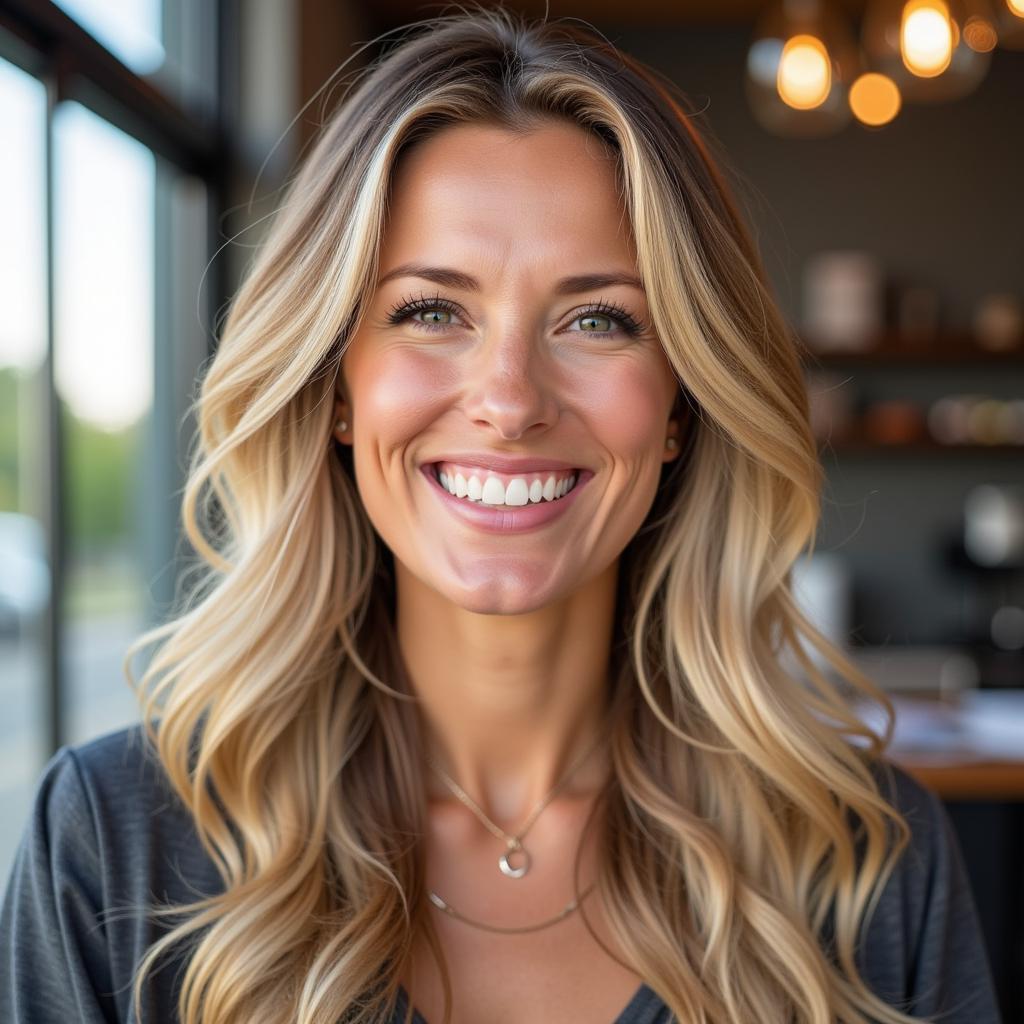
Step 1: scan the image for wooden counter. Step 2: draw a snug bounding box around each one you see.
[890,755,1024,800]
[854,690,1024,801]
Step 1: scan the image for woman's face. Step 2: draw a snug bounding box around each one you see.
[338,119,683,614]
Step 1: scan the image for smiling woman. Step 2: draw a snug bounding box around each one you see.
[0,5,1002,1024]
[338,118,683,599]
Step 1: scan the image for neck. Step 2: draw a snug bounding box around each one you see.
[395,558,618,826]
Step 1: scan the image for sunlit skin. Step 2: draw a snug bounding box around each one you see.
[334,122,686,1006]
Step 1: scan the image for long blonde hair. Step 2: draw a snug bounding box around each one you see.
[123,7,920,1022]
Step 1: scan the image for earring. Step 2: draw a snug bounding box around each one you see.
[666,437,678,451]
[335,418,348,434]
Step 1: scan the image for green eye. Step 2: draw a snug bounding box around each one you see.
[385,295,462,333]
[415,308,452,325]
[385,293,648,339]
[579,314,613,332]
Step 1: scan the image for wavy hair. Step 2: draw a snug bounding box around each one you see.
[122,6,920,1023]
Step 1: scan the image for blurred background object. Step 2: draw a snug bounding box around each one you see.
[802,250,885,351]
[746,0,860,136]
[0,0,1021,1016]
[974,292,1024,351]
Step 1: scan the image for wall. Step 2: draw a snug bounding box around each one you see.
[613,24,1024,645]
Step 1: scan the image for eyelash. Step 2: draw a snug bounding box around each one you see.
[383,292,648,338]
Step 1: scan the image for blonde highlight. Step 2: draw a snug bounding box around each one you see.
[119,7,922,1023]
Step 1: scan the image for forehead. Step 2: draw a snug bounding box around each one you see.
[382,120,637,272]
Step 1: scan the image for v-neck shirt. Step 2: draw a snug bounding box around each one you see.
[0,723,1004,1023]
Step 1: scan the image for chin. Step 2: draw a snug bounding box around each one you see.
[431,569,568,616]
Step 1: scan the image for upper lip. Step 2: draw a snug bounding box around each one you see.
[426,453,583,474]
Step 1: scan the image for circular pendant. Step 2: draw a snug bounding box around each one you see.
[499,837,530,878]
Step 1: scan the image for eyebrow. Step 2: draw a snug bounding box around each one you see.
[376,262,645,295]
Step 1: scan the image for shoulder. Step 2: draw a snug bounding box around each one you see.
[77,720,220,884]
[866,755,950,872]
[860,754,969,932]
[29,722,176,849]
[1,723,220,1023]
[15,723,163,858]
[59,720,175,817]
[866,754,941,823]
[863,755,975,931]
[26,720,222,904]
[855,755,1003,1022]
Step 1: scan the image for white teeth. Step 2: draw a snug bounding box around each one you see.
[436,466,578,506]
[481,477,506,504]
[505,479,530,506]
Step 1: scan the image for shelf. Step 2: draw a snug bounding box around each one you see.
[819,439,1024,456]
[800,332,1024,367]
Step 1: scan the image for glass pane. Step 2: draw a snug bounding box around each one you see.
[54,0,218,120]
[53,101,154,747]
[54,0,165,74]
[0,59,50,887]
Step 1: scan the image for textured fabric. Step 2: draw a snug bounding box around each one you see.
[0,723,1004,1023]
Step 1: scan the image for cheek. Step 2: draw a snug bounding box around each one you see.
[579,361,670,456]
[351,350,455,442]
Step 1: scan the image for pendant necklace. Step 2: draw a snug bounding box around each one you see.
[423,724,609,932]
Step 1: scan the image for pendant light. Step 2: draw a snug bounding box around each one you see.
[848,71,903,126]
[993,0,1024,49]
[860,0,993,101]
[746,0,860,137]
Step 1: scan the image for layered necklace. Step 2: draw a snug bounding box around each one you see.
[423,725,609,934]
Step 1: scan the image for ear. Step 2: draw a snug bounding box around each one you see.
[674,387,695,427]
[331,385,351,443]
[664,388,694,462]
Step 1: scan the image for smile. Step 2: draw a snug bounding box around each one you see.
[420,463,594,533]
[432,462,581,507]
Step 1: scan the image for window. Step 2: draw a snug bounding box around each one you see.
[0,0,223,882]
[0,57,49,877]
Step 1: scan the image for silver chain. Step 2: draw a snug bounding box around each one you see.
[427,881,598,934]
[423,721,610,931]
[424,723,608,876]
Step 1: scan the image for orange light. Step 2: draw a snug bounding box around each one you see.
[901,0,953,77]
[849,73,902,126]
[1008,0,1024,18]
[963,15,998,50]
[777,34,832,110]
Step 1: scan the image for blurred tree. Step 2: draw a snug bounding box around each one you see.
[0,367,16,511]
[62,398,141,552]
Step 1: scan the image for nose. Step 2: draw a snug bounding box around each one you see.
[460,325,560,441]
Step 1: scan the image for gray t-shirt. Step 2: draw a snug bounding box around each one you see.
[0,723,1004,1023]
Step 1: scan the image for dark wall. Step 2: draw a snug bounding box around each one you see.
[612,24,1024,645]
[613,25,1023,328]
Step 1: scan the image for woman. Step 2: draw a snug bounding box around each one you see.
[0,7,1002,1024]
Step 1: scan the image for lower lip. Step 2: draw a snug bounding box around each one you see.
[420,464,593,534]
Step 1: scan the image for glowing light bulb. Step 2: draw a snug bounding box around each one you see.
[963,15,998,51]
[849,73,902,126]
[901,1,953,77]
[777,34,832,110]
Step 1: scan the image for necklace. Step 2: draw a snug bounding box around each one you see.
[424,724,608,878]
[423,724,609,932]
[428,880,598,933]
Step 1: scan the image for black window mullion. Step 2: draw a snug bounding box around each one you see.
[0,0,231,756]
[41,60,62,754]
[0,0,220,176]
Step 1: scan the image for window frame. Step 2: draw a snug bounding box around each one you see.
[0,0,233,752]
